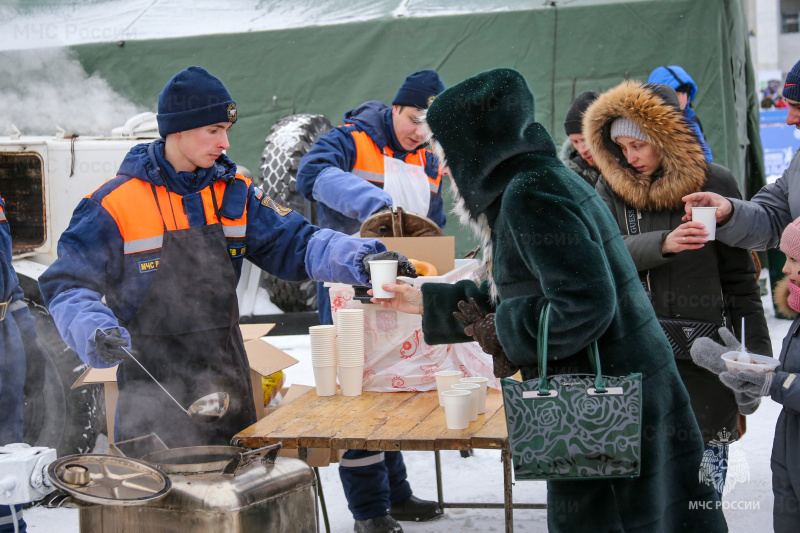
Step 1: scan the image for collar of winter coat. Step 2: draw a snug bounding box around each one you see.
[342,101,408,155]
[774,277,800,318]
[116,139,237,195]
[583,80,708,211]
[558,138,601,186]
[424,68,558,221]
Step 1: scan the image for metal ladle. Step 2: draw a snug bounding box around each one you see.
[122,348,230,423]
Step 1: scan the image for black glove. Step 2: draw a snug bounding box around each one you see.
[94,328,129,365]
[23,337,46,397]
[454,299,519,378]
[362,251,418,278]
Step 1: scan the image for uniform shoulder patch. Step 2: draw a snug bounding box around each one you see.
[261,194,293,216]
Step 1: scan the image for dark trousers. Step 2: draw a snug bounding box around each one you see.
[0,505,25,533]
[339,450,413,520]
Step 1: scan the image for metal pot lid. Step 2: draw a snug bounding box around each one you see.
[141,445,247,474]
[47,454,171,506]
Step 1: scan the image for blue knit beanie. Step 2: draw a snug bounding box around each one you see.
[157,66,237,137]
[783,59,800,102]
[392,70,446,109]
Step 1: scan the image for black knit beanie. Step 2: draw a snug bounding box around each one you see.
[783,59,800,102]
[157,66,237,137]
[393,70,446,109]
[564,90,599,135]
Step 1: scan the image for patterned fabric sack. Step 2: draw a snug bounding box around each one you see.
[501,303,643,480]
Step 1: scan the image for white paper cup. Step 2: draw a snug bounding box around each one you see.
[691,207,717,240]
[459,377,489,415]
[313,366,338,396]
[441,390,471,430]
[369,260,398,298]
[451,383,480,421]
[339,365,364,396]
[435,370,464,406]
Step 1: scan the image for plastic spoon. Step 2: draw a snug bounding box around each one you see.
[121,347,230,422]
[738,317,751,364]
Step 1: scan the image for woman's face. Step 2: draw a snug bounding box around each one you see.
[782,254,800,286]
[615,136,662,177]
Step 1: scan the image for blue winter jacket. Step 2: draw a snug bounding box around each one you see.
[39,140,385,369]
[296,101,446,235]
[0,197,38,445]
[648,65,713,162]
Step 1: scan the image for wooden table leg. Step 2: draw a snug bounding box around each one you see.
[502,448,514,533]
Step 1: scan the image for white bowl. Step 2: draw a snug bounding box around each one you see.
[721,351,780,374]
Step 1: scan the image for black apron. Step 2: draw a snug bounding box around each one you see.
[116,183,255,447]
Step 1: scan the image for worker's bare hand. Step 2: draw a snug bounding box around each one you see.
[681,192,732,224]
[370,282,423,314]
[662,221,709,254]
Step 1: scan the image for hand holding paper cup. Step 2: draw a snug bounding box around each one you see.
[691,207,717,240]
[368,260,398,298]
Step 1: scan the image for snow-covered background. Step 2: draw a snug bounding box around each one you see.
[21,290,791,532]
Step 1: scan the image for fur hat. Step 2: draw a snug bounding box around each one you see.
[780,217,800,260]
[393,70,445,109]
[564,91,599,135]
[783,59,800,102]
[610,117,647,142]
[157,66,237,137]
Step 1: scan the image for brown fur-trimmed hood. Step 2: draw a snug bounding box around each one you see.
[774,277,800,319]
[583,80,708,211]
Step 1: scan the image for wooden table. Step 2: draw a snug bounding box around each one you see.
[233,388,545,533]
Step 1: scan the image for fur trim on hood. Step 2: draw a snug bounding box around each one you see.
[774,277,799,318]
[582,80,708,211]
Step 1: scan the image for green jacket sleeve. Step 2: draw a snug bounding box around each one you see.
[494,177,617,365]
[420,279,492,345]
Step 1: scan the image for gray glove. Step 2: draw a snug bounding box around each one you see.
[94,328,130,365]
[720,371,774,398]
[690,327,761,415]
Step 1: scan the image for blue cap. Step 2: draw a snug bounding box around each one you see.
[784,59,800,102]
[157,66,237,137]
[392,70,445,109]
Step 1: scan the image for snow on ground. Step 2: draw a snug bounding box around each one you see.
[22,293,790,532]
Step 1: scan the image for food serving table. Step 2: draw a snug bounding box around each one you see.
[233,388,545,533]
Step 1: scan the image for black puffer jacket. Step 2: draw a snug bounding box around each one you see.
[586,80,771,443]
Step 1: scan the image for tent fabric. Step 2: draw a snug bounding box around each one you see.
[0,0,764,256]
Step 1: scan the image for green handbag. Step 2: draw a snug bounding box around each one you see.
[501,303,643,480]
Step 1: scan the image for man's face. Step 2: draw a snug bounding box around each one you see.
[676,91,689,110]
[568,133,595,167]
[615,136,662,177]
[171,122,232,172]
[786,98,800,129]
[392,105,425,152]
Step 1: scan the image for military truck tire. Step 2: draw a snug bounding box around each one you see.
[23,302,105,456]
[258,114,331,313]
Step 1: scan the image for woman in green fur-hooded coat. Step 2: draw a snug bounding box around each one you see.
[375,69,727,532]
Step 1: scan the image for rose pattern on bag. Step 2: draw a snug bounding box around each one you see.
[502,374,642,480]
[376,309,398,331]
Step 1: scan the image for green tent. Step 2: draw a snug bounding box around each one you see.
[9,0,765,255]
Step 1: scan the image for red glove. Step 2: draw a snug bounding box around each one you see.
[453,299,519,378]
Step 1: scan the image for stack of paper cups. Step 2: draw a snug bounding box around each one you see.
[309,325,337,396]
[336,309,365,396]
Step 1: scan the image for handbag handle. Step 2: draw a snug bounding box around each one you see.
[536,302,607,395]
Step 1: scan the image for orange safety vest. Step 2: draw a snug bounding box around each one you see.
[348,130,441,194]
[94,175,250,259]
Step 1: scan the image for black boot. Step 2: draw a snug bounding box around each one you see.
[354,515,403,533]
[390,495,443,522]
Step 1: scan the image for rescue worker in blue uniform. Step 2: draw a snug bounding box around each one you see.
[296,71,446,533]
[38,66,414,450]
[0,196,43,533]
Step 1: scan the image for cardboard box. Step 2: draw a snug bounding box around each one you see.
[72,323,297,443]
[379,236,455,276]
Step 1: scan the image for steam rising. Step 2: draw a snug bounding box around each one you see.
[0,48,145,136]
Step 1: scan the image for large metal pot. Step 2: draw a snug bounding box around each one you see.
[49,443,318,533]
